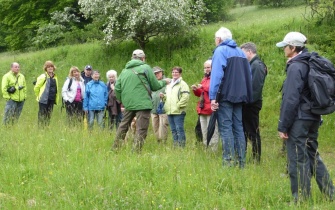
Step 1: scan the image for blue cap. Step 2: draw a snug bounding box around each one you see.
[85,65,92,70]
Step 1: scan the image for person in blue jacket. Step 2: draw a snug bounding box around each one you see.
[209,27,253,168]
[83,70,108,130]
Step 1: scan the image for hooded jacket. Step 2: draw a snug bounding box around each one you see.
[2,71,27,102]
[210,39,253,103]
[278,49,320,133]
[83,79,108,111]
[115,59,166,111]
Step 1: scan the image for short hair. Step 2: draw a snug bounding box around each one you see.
[215,27,232,42]
[68,66,80,78]
[172,66,182,74]
[43,60,56,71]
[11,62,19,68]
[204,60,212,66]
[240,42,257,54]
[106,70,118,80]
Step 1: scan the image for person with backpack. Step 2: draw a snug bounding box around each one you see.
[276,32,334,203]
[61,66,85,124]
[34,60,59,127]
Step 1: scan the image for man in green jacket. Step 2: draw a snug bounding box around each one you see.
[112,49,170,152]
[1,62,27,125]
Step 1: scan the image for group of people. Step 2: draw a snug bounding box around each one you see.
[1,26,334,203]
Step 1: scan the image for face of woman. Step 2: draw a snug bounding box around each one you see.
[92,72,100,81]
[108,74,116,83]
[73,70,80,79]
[204,63,211,74]
[46,65,55,74]
[172,69,181,80]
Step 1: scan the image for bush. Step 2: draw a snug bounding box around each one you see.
[203,0,234,23]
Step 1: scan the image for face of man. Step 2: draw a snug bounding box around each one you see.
[85,68,92,77]
[283,45,295,58]
[154,71,163,80]
[215,37,221,46]
[241,48,252,61]
[11,63,20,74]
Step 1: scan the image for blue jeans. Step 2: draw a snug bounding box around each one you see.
[88,110,105,129]
[168,114,186,147]
[217,101,246,168]
[3,99,24,125]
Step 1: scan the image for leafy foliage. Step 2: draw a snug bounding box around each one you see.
[255,0,306,7]
[203,0,234,23]
[308,0,335,24]
[78,0,206,49]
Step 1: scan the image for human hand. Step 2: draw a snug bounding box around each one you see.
[164,78,171,85]
[191,84,197,90]
[197,84,202,89]
[110,83,114,90]
[159,92,164,98]
[278,132,288,140]
[210,100,219,111]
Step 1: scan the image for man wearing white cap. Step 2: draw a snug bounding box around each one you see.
[277,32,334,203]
[113,49,171,152]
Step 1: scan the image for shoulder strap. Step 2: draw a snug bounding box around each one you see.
[131,68,152,98]
[67,78,73,91]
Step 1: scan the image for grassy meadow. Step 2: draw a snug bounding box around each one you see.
[1,5,335,209]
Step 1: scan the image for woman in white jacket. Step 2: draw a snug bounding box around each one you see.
[62,66,85,123]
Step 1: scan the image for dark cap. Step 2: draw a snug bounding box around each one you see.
[85,65,92,70]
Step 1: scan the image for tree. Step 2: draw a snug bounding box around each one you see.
[78,0,206,49]
[0,0,79,51]
[309,0,335,24]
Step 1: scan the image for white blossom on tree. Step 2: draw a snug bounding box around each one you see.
[78,0,206,48]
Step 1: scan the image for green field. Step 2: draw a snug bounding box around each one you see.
[1,5,334,209]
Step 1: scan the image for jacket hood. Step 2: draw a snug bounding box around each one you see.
[219,39,237,48]
[288,48,310,65]
[125,59,145,69]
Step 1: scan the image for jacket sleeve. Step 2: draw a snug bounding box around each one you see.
[2,73,10,100]
[83,83,89,111]
[103,83,108,106]
[278,63,305,133]
[177,81,190,108]
[62,78,70,102]
[146,66,166,91]
[210,47,226,100]
[115,78,121,102]
[22,75,27,100]
[34,74,46,97]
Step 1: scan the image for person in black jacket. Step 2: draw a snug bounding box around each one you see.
[240,42,267,163]
[277,32,334,203]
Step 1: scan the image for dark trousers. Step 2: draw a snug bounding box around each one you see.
[287,119,334,201]
[242,100,262,162]
[113,109,150,152]
[38,100,55,127]
[65,101,83,124]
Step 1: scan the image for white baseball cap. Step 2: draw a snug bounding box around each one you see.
[276,32,307,47]
[132,49,145,58]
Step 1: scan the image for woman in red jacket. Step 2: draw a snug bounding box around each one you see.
[191,60,219,151]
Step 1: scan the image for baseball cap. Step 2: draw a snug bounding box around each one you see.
[153,66,163,73]
[276,32,307,47]
[132,49,145,58]
[85,65,92,70]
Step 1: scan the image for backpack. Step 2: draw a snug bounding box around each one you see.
[303,52,335,115]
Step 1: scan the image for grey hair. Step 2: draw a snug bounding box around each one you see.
[106,70,118,80]
[215,27,232,42]
[240,42,257,54]
[204,60,212,66]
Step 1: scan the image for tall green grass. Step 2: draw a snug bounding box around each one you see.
[0,5,334,209]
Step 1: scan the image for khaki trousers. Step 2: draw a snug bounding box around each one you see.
[151,113,169,142]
